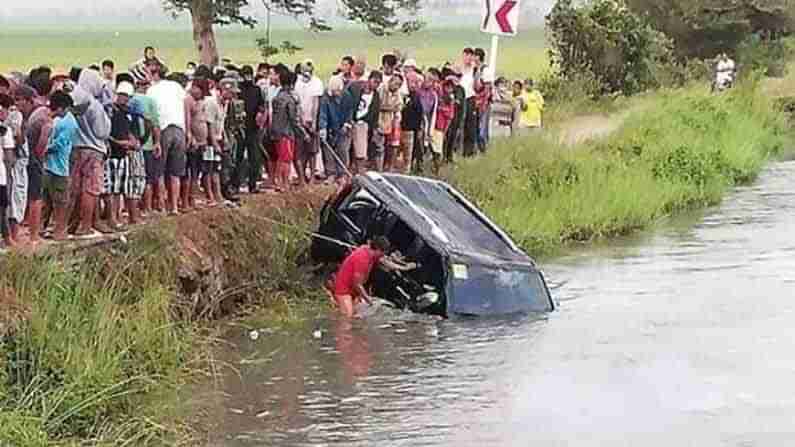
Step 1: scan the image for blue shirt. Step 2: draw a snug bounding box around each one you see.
[46,112,79,177]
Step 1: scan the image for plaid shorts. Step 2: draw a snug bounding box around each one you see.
[71,148,104,197]
[126,151,146,200]
[104,157,129,196]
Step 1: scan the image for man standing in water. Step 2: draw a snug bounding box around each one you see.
[332,237,417,318]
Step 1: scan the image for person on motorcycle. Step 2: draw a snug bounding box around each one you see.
[714,53,736,92]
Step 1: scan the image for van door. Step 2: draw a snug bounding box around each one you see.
[313,185,383,262]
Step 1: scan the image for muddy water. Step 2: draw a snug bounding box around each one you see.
[204,161,795,446]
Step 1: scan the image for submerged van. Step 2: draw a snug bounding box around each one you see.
[311,173,554,317]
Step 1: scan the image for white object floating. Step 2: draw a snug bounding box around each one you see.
[249,330,260,341]
[313,330,323,339]
[229,408,245,415]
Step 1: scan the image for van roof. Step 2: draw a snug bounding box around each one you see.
[360,172,533,265]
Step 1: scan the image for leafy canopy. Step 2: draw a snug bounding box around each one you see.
[626,0,795,58]
[164,0,424,36]
[546,0,673,95]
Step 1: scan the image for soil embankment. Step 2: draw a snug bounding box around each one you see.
[0,187,332,445]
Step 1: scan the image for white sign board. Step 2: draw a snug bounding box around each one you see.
[481,0,521,36]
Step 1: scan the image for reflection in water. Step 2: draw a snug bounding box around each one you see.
[334,318,372,382]
[205,162,795,446]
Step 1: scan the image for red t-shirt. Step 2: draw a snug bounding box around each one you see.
[334,246,382,296]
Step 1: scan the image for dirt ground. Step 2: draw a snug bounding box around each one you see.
[4,185,333,257]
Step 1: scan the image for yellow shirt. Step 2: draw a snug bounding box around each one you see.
[519,90,545,128]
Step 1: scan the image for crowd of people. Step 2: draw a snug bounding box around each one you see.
[0,45,545,250]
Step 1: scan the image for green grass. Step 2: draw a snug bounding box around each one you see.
[0,27,548,81]
[0,201,325,446]
[448,77,787,257]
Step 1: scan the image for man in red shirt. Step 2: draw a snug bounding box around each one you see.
[333,236,416,318]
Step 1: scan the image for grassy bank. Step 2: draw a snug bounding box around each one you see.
[449,78,788,257]
[0,194,327,446]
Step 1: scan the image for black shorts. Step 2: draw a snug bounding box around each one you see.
[0,185,7,208]
[143,150,163,185]
[297,135,318,162]
[186,149,203,178]
[265,139,278,163]
[162,126,187,179]
[27,157,44,201]
[201,160,221,175]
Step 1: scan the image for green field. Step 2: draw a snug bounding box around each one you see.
[0,27,548,81]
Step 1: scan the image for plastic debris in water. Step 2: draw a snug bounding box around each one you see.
[313,329,323,339]
[249,330,260,341]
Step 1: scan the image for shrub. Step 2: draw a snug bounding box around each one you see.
[546,0,675,95]
[736,35,795,78]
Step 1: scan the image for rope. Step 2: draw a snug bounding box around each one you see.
[240,209,356,251]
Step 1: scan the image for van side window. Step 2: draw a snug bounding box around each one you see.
[338,188,382,234]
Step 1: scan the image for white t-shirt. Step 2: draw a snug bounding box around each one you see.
[715,59,736,86]
[147,80,187,131]
[257,78,270,101]
[357,92,374,121]
[294,76,324,123]
[460,66,476,99]
[267,85,281,103]
[0,126,13,186]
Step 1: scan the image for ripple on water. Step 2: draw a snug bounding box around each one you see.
[206,161,795,446]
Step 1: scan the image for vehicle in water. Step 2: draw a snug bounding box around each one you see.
[311,173,554,317]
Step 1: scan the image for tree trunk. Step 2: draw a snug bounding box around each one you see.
[191,0,219,67]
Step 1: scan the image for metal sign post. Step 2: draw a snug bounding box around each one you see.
[481,0,521,78]
[489,35,499,79]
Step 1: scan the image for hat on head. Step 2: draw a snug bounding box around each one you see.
[403,59,418,69]
[219,77,241,93]
[116,81,135,97]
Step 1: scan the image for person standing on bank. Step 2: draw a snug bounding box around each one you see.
[236,65,266,194]
[22,68,54,246]
[69,69,111,238]
[318,76,347,183]
[270,68,309,192]
[43,91,78,241]
[460,48,479,157]
[146,60,188,216]
[294,60,324,186]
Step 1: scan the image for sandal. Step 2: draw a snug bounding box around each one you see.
[94,222,116,234]
[74,228,102,239]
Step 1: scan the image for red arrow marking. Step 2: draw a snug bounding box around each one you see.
[495,0,517,34]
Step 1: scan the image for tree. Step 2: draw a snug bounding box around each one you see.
[546,0,673,95]
[626,0,795,58]
[163,0,424,66]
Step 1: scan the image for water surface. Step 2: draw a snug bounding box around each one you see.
[203,161,795,446]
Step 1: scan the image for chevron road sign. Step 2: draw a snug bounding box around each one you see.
[481,0,520,36]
